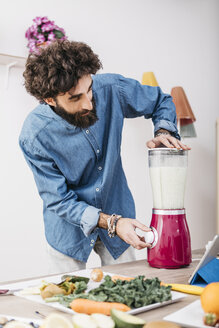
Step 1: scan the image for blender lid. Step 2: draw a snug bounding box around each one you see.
[148,147,185,151]
[148,148,188,155]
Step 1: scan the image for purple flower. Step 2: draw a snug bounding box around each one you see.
[25,27,31,39]
[29,43,37,53]
[28,39,36,46]
[25,25,37,39]
[41,22,55,32]
[29,25,37,33]
[33,31,39,38]
[37,34,46,43]
[48,32,56,41]
[28,40,37,51]
[33,16,42,25]
[25,16,67,53]
[41,16,49,23]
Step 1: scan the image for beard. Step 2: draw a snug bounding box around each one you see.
[51,97,98,129]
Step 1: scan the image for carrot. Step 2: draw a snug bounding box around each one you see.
[111,275,134,282]
[70,298,131,316]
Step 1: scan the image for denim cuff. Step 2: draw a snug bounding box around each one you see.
[80,206,101,237]
[154,119,180,140]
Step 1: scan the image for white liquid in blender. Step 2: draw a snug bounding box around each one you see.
[149,167,187,209]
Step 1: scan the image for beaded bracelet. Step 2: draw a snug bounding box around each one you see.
[112,215,122,237]
[107,213,122,238]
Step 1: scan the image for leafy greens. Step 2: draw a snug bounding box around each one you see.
[45,275,172,309]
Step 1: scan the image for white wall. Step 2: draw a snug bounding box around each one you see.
[0,0,218,282]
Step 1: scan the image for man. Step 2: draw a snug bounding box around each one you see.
[19,40,190,273]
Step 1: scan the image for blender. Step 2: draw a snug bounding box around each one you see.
[145,148,191,268]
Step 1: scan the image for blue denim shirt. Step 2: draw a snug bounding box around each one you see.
[19,73,179,262]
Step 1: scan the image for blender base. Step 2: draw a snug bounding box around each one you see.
[147,208,192,269]
[148,263,190,269]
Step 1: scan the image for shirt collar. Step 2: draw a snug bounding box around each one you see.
[37,103,78,130]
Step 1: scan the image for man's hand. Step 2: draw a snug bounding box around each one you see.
[115,218,152,250]
[146,134,191,150]
[98,213,151,249]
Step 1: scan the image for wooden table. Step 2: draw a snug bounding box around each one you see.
[0,249,203,326]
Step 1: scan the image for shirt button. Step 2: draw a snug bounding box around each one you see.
[96,149,100,153]
[91,239,95,243]
[98,166,102,171]
[86,130,89,134]
[96,188,100,192]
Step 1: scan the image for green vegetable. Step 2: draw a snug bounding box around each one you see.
[61,275,89,284]
[74,281,88,294]
[203,312,217,326]
[110,309,146,328]
[88,276,172,308]
[46,275,172,310]
[45,293,102,306]
[44,281,88,305]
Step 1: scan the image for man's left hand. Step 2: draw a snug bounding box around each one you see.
[146,134,191,150]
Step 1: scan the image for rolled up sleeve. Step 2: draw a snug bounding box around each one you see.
[80,206,101,237]
[154,119,180,139]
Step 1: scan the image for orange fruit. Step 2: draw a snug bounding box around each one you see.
[200,282,219,318]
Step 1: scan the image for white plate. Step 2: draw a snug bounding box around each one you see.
[0,314,42,326]
[2,269,186,315]
[164,300,210,328]
[128,291,186,315]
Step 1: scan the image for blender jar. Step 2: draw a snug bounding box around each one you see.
[148,148,188,209]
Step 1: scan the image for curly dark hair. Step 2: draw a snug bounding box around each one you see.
[23,40,102,102]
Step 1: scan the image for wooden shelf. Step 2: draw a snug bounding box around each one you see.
[0,53,26,67]
[0,53,27,88]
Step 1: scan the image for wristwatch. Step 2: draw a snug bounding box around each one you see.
[155,129,171,138]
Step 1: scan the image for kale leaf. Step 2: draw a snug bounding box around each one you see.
[88,275,172,308]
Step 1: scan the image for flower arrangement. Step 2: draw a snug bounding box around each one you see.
[25,16,67,54]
